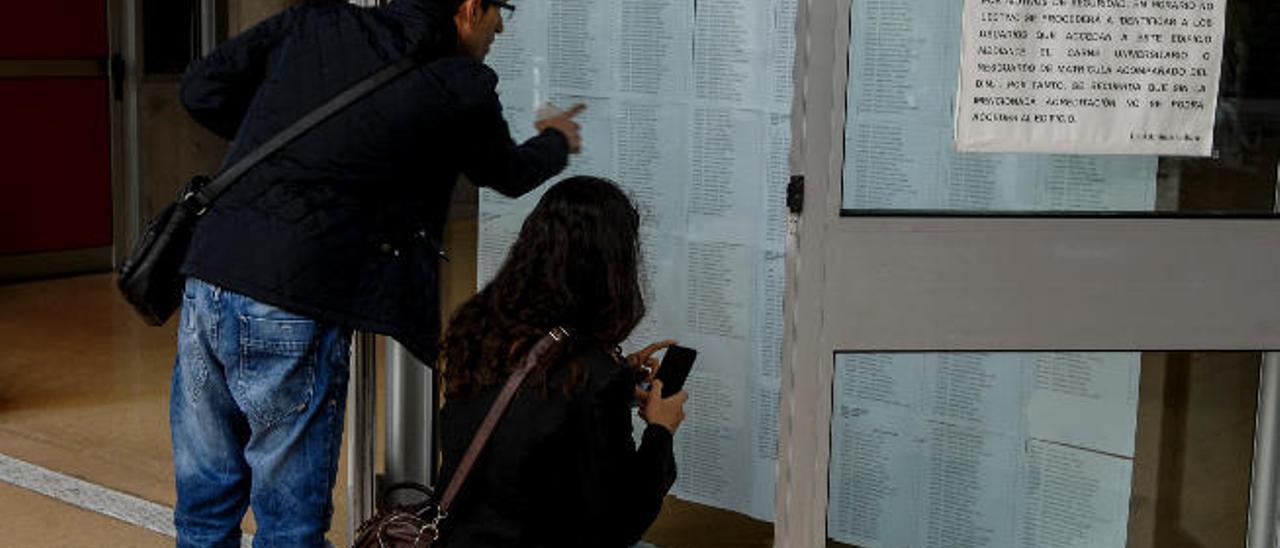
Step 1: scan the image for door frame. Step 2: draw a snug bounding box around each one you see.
[112,0,141,271]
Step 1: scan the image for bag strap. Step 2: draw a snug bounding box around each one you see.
[437,326,571,517]
[185,54,421,213]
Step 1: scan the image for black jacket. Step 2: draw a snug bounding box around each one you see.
[438,347,677,547]
[178,0,569,363]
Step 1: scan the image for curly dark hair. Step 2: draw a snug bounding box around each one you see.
[441,176,645,398]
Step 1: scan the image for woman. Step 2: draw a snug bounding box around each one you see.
[437,176,688,547]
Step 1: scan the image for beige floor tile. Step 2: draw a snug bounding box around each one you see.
[0,274,177,505]
[0,481,171,547]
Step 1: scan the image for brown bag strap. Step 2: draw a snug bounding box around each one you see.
[437,326,570,516]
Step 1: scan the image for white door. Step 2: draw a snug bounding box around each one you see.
[778,0,1280,545]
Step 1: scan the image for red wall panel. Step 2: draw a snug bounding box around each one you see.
[0,79,112,255]
[0,1,108,59]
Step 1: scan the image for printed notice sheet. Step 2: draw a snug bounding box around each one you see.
[843,0,1158,211]
[828,353,1139,548]
[478,0,796,523]
[955,0,1228,156]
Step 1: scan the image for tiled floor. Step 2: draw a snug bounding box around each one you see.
[0,481,170,547]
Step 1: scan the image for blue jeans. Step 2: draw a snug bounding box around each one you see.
[172,278,351,548]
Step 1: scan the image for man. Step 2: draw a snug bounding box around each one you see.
[171,0,583,545]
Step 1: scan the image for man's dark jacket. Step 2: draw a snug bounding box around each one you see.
[179,0,569,363]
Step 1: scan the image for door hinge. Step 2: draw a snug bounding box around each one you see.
[786,175,804,214]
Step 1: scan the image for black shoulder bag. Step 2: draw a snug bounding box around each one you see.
[117,55,420,325]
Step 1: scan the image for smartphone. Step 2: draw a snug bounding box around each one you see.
[655,345,697,398]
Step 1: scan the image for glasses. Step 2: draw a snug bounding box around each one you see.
[484,0,516,21]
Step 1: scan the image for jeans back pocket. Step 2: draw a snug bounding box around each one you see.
[234,315,318,430]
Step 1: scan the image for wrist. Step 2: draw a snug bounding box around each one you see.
[539,125,570,149]
[646,418,676,435]
[539,124,565,138]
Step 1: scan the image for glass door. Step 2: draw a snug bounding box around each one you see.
[779,0,1280,545]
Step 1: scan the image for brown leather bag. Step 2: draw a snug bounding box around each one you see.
[351,327,570,548]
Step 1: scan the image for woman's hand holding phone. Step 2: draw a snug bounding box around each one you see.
[640,380,687,434]
[627,339,691,434]
[628,339,674,394]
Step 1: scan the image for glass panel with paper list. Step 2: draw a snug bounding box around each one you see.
[841,0,1279,215]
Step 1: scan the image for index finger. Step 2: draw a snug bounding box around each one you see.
[563,102,587,119]
[635,339,678,362]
